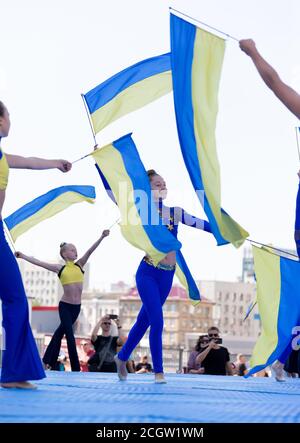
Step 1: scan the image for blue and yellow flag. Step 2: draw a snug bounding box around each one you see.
[170,14,249,248]
[246,246,300,377]
[4,185,95,242]
[92,133,181,265]
[175,250,201,305]
[93,134,201,304]
[84,53,172,134]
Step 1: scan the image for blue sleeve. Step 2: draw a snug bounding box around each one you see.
[175,207,212,233]
[294,182,300,258]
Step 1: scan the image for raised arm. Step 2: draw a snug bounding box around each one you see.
[6,154,72,172]
[91,318,103,343]
[239,39,300,119]
[195,342,215,365]
[76,229,110,268]
[173,207,212,233]
[15,251,61,273]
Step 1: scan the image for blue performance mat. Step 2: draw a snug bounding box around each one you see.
[1,372,300,423]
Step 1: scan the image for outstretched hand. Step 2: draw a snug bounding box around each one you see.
[15,251,23,259]
[56,160,72,173]
[239,39,257,57]
[101,229,110,238]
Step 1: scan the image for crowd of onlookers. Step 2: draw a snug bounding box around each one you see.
[50,318,299,378]
[51,315,153,374]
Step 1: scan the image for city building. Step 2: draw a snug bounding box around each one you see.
[79,289,120,336]
[197,280,260,353]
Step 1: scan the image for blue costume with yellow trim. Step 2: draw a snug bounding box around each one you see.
[0,146,45,383]
[118,201,211,373]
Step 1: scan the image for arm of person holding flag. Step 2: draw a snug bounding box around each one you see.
[239,39,300,119]
[15,251,61,273]
[6,154,72,172]
[76,229,110,268]
[173,207,212,233]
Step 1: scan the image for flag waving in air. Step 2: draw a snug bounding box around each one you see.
[170,13,249,248]
[246,246,300,377]
[4,185,96,242]
[93,133,202,304]
[83,53,172,134]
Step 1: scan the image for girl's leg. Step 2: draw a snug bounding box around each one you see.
[42,322,65,369]
[60,302,81,371]
[118,306,150,362]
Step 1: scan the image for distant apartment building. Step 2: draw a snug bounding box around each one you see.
[79,289,120,336]
[18,261,90,306]
[197,280,260,339]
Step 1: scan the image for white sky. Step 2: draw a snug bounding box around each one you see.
[0,0,299,290]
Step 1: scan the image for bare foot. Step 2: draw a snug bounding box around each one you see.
[155,373,167,384]
[43,363,51,371]
[1,381,38,389]
[114,355,128,381]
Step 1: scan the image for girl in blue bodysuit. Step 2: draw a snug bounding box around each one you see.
[115,169,212,384]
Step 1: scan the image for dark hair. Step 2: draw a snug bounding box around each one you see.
[0,101,5,118]
[208,326,220,333]
[195,335,209,352]
[59,242,67,259]
[147,169,159,180]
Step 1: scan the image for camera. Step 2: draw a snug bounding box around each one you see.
[209,337,223,345]
[109,314,118,320]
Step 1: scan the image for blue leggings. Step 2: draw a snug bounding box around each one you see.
[118,260,175,373]
[0,220,45,383]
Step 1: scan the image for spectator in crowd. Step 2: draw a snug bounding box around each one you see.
[126,358,136,373]
[234,354,248,376]
[196,327,233,376]
[79,340,95,372]
[52,351,67,371]
[284,349,300,378]
[135,356,153,374]
[187,335,208,374]
[88,315,124,372]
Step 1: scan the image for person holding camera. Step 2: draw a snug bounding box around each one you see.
[88,315,124,372]
[196,327,233,376]
[187,335,208,374]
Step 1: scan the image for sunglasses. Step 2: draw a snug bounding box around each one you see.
[208,333,219,337]
[102,322,111,326]
[200,341,209,345]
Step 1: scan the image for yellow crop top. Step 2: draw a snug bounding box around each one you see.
[58,261,84,286]
[0,148,9,191]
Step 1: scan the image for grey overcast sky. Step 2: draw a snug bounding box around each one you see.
[1,0,299,290]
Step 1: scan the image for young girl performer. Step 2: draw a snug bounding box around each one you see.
[16,229,110,371]
[115,170,212,384]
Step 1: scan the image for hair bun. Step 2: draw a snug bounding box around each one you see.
[147,169,158,178]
